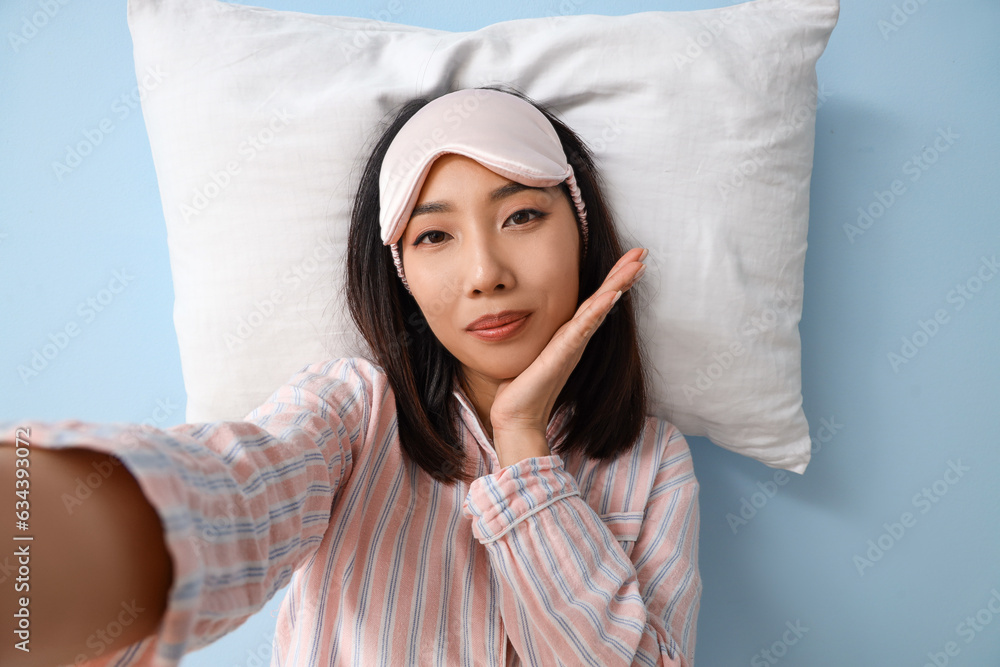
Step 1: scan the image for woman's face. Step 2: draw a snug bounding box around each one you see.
[399,153,581,387]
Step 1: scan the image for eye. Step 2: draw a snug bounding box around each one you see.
[413,230,446,246]
[411,209,547,247]
[508,208,546,226]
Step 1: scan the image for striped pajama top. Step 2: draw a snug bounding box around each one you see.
[1,356,701,666]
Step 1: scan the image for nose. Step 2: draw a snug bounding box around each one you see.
[462,225,514,295]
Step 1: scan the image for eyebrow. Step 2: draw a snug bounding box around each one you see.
[409,182,548,218]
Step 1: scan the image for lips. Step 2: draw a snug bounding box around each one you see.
[466,310,532,331]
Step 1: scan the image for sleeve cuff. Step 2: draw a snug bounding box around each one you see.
[461,455,580,544]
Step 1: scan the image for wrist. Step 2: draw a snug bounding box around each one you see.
[492,428,550,468]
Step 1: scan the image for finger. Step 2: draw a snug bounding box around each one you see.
[585,290,621,336]
[576,278,629,321]
[567,288,613,340]
[600,248,647,296]
[578,251,646,313]
[606,247,646,281]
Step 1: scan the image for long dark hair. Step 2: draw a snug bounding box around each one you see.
[345,84,649,486]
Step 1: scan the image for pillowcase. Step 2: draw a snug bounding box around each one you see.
[127,0,838,474]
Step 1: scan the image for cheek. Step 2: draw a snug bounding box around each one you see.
[535,261,580,323]
[410,277,464,334]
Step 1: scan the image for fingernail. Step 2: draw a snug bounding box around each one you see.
[635,264,647,280]
[638,248,649,262]
[611,290,622,306]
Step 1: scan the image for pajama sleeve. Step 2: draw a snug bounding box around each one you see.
[461,425,701,667]
[0,357,372,667]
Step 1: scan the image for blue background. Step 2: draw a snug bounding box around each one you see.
[1,1,998,665]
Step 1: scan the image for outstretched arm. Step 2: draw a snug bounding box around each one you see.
[0,357,372,667]
[0,444,172,667]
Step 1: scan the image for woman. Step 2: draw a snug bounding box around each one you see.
[0,86,701,667]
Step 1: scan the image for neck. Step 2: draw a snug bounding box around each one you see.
[458,369,499,441]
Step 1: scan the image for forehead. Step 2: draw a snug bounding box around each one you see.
[414,155,563,204]
[417,154,505,193]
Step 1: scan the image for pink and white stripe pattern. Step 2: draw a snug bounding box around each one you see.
[1,356,700,666]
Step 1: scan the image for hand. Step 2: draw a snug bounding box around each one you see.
[489,247,648,438]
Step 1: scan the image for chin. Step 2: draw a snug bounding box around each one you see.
[464,350,536,382]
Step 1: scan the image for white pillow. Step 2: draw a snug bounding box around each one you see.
[128,0,839,474]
